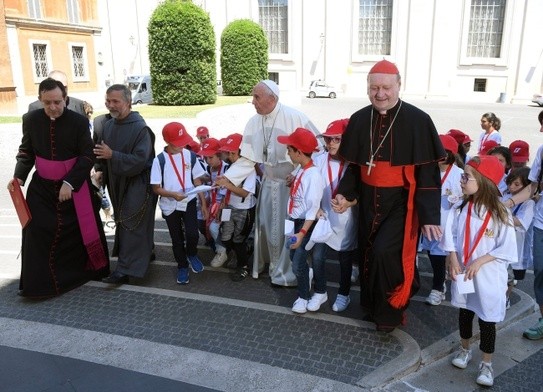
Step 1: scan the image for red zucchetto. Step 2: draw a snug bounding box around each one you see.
[369,59,399,74]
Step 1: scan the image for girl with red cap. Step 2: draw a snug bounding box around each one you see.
[441,155,517,387]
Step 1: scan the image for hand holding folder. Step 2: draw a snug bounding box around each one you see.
[8,178,31,228]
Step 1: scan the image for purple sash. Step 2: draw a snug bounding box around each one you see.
[35,156,108,271]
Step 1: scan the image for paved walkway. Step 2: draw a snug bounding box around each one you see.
[0,214,539,391]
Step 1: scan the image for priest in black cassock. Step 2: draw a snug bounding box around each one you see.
[334,60,446,332]
[9,78,109,298]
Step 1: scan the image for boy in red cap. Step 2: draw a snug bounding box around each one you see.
[199,138,230,267]
[441,155,517,387]
[214,133,257,281]
[196,126,210,143]
[447,129,473,166]
[150,122,208,284]
[509,140,530,169]
[277,128,324,313]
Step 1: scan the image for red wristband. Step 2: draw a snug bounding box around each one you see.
[299,228,307,236]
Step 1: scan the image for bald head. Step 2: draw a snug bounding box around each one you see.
[48,70,68,88]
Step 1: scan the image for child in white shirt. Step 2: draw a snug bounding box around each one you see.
[441,155,517,387]
[277,128,324,314]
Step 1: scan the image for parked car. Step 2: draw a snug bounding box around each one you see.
[533,94,543,107]
[308,80,337,99]
[126,75,153,104]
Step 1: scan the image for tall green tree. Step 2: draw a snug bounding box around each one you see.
[220,19,268,96]
[148,0,216,105]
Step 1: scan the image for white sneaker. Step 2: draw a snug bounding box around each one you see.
[292,297,308,314]
[476,362,494,387]
[332,294,350,312]
[451,347,472,369]
[210,251,228,268]
[351,265,359,283]
[425,289,445,305]
[307,292,328,312]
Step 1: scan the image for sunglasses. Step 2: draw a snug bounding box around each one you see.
[323,136,342,144]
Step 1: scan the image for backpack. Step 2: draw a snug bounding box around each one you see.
[157,149,198,188]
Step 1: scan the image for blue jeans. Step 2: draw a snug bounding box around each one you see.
[289,219,314,300]
[311,243,328,294]
[164,200,199,269]
[533,227,543,305]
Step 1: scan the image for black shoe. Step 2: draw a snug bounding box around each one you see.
[102,271,129,284]
[375,324,396,333]
[230,268,249,282]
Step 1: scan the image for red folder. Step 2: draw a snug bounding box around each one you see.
[9,179,31,228]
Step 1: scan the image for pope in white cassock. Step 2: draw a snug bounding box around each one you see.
[223,80,320,286]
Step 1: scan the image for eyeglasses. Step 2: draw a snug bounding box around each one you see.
[323,136,342,144]
[460,173,476,184]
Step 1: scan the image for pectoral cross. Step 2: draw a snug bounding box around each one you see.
[366,157,376,175]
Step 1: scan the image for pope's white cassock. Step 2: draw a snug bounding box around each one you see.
[224,102,320,286]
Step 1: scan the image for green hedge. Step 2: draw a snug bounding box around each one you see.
[220,19,268,96]
[148,0,216,105]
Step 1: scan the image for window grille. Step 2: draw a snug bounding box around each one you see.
[259,0,288,54]
[72,46,85,78]
[467,0,506,58]
[33,44,48,78]
[358,0,393,55]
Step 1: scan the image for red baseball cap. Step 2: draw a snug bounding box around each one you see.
[479,140,499,155]
[447,129,472,145]
[199,138,221,157]
[196,126,209,137]
[467,155,504,186]
[439,134,459,153]
[277,128,318,154]
[219,133,243,152]
[186,140,201,152]
[162,122,192,147]
[321,119,349,137]
[509,140,529,163]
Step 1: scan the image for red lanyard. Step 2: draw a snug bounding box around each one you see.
[167,151,186,192]
[327,155,345,198]
[288,160,313,215]
[479,132,492,152]
[463,201,492,266]
[441,164,453,185]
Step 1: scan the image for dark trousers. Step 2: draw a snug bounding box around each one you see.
[164,200,198,269]
[338,249,356,296]
[429,254,446,291]
[458,308,496,354]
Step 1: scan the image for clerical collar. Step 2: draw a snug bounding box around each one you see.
[372,99,401,116]
[262,103,281,120]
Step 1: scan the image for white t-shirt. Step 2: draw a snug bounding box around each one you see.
[224,169,257,210]
[313,153,357,251]
[478,130,502,153]
[440,204,518,322]
[150,149,207,216]
[287,165,324,220]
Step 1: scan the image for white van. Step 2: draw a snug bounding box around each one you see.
[126,75,153,104]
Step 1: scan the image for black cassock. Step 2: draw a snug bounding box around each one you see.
[338,100,446,329]
[14,108,109,298]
